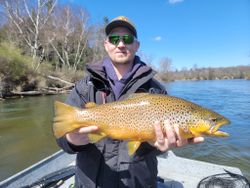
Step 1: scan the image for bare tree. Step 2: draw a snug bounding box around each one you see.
[1,0,57,69]
[90,24,107,64]
[47,5,91,70]
[47,6,91,70]
[89,17,109,63]
[158,57,173,81]
[137,51,155,69]
[159,57,172,73]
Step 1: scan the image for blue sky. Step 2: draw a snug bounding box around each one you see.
[63,0,250,70]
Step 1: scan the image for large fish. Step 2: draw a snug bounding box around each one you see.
[53,93,230,155]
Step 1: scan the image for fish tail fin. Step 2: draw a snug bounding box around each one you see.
[53,101,81,138]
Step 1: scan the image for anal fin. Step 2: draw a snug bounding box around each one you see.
[127,141,141,156]
[189,127,202,137]
[179,128,194,139]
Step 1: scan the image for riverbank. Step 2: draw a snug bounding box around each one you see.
[0,42,87,100]
[0,73,72,99]
[0,89,71,100]
[157,65,250,82]
[1,77,250,100]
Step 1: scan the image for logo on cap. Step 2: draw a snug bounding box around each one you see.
[116,16,129,22]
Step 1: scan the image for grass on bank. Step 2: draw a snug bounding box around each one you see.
[0,42,85,96]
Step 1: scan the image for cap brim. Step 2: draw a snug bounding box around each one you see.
[105,20,137,38]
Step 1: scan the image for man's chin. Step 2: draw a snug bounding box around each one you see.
[114,57,130,64]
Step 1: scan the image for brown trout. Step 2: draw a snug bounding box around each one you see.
[53,93,230,155]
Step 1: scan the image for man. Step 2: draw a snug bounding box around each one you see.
[56,16,204,188]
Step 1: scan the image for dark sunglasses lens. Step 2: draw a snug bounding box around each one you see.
[122,35,134,44]
[108,35,120,45]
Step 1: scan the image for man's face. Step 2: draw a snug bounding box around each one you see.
[104,27,140,65]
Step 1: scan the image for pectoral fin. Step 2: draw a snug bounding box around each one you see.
[127,141,141,156]
[189,122,211,137]
[179,128,194,139]
[189,127,202,137]
[88,132,106,143]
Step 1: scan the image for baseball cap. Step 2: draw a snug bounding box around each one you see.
[105,16,137,38]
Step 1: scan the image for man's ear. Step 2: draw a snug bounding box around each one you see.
[104,40,109,52]
[135,40,140,52]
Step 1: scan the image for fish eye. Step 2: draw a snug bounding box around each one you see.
[211,117,223,122]
[211,118,217,122]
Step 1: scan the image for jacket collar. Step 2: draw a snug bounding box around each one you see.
[86,56,155,82]
[86,56,157,99]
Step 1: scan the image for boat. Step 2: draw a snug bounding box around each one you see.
[0,150,249,188]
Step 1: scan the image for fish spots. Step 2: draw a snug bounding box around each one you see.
[113,100,150,109]
[68,93,229,141]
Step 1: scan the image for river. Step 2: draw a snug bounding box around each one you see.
[0,79,249,181]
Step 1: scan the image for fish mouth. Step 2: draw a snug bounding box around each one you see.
[208,118,230,137]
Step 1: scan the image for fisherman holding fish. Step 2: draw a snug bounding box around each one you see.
[55,16,209,188]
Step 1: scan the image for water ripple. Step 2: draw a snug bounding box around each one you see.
[166,79,250,180]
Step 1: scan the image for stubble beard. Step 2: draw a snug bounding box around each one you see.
[112,53,135,66]
[113,58,130,65]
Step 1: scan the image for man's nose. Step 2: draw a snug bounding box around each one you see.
[117,40,126,47]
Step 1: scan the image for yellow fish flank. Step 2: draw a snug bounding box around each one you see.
[53,93,230,155]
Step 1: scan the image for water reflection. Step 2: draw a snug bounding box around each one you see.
[0,95,67,180]
[166,79,250,180]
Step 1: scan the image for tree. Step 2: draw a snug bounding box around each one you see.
[47,5,91,70]
[159,57,172,73]
[1,0,57,69]
[158,57,173,81]
[89,17,107,64]
[208,68,215,80]
[137,52,155,69]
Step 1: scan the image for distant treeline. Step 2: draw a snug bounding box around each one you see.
[157,66,250,82]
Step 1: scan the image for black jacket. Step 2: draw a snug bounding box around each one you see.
[57,61,167,188]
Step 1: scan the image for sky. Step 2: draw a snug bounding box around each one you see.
[62,0,250,70]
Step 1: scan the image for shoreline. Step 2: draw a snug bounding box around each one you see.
[1,78,249,100]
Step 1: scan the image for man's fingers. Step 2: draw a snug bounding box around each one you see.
[66,126,99,146]
[154,121,165,145]
[152,119,204,151]
[173,125,204,146]
[189,137,205,144]
[78,126,98,134]
[164,120,177,147]
[174,124,188,147]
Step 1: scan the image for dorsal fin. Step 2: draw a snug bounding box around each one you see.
[127,93,149,99]
[85,102,97,108]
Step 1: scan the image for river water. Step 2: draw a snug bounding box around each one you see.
[0,79,249,181]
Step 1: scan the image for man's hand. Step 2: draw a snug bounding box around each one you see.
[151,120,204,152]
[66,126,98,146]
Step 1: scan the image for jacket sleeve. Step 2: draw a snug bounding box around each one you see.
[56,77,92,154]
[149,78,168,95]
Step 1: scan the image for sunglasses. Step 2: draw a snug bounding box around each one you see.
[108,34,135,45]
